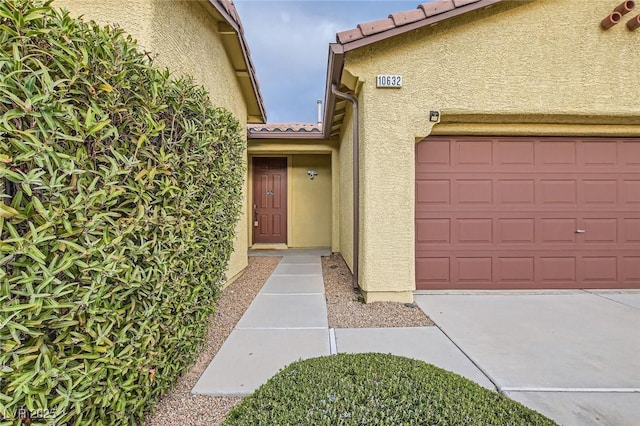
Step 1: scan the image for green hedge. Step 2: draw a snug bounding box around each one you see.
[0,0,245,424]
[225,354,557,425]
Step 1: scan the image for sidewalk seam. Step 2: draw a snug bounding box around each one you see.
[329,328,337,355]
[581,289,640,311]
[236,327,327,330]
[431,321,503,393]
[502,387,640,393]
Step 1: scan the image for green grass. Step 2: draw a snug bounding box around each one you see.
[224,353,557,425]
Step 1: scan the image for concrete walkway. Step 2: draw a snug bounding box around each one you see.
[193,251,640,425]
[192,250,330,395]
[192,250,492,395]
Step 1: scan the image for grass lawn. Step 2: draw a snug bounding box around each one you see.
[223,353,557,425]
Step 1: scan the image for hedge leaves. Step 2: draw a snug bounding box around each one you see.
[0,0,245,424]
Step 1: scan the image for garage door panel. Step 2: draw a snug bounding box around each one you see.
[416,139,450,166]
[621,142,640,167]
[538,141,577,166]
[539,179,578,205]
[496,257,535,284]
[581,218,617,243]
[416,218,450,244]
[416,136,640,290]
[581,180,618,205]
[497,218,535,244]
[580,141,618,166]
[457,219,493,244]
[582,257,618,284]
[622,218,640,243]
[455,257,493,284]
[622,180,640,205]
[496,140,535,166]
[498,179,535,205]
[538,257,577,284]
[456,180,493,205]
[456,140,493,166]
[622,257,640,284]
[540,218,577,243]
[416,180,451,205]
[416,257,450,285]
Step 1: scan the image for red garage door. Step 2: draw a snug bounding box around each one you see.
[415,136,640,290]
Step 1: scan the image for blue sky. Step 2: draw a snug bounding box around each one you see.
[234,1,419,123]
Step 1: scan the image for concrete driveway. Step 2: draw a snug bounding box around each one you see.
[414,290,640,426]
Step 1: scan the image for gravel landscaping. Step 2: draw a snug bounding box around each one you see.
[146,252,432,425]
[145,256,281,426]
[323,254,433,328]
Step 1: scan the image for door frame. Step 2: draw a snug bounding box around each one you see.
[250,156,289,245]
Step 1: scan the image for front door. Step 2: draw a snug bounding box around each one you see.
[253,157,287,244]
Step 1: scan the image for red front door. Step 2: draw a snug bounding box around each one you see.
[253,157,287,244]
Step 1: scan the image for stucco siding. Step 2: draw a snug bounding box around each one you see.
[346,0,640,119]
[290,155,332,247]
[340,0,640,298]
[53,0,154,48]
[54,0,250,282]
[149,1,247,122]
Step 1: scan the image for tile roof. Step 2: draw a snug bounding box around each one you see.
[217,0,242,24]
[336,0,498,45]
[248,123,322,137]
[248,0,504,139]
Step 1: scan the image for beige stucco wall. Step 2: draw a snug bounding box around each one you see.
[54,0,251,283]
[248,140,339,251]
[340,0,640,301]
[290,155,332,247]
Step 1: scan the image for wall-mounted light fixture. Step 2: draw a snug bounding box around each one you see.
[429,111,440,123]
[307,170,318,180]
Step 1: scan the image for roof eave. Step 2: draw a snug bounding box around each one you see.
[322,44,345,139]
[322,0,505,138]
[206,0,267,123]
[340,0,503,52]
[248,131,326,140]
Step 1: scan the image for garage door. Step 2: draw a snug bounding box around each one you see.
[415,136,640,290]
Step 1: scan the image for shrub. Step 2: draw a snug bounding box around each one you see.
[224,353,557,425]
[0,0,245,424]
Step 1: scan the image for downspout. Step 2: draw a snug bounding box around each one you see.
[331,84,359,290]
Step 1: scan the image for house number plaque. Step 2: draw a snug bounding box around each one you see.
[376,74,403,88]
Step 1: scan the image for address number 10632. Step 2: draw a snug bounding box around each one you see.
[376,75,403,88]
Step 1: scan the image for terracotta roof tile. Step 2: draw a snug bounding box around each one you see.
[390,8,427,26]
[219,0,240,24]
[336,27,365,44]
[453,0,481,7]
[335,0,499,46]
[358,17,396,36]
[248,123,322,134]
[419,0,455,17]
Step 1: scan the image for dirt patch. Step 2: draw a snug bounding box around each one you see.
[322,254,434,328]
[145,256,281,426]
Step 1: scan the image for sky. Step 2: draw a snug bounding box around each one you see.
[234,1,420,123]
